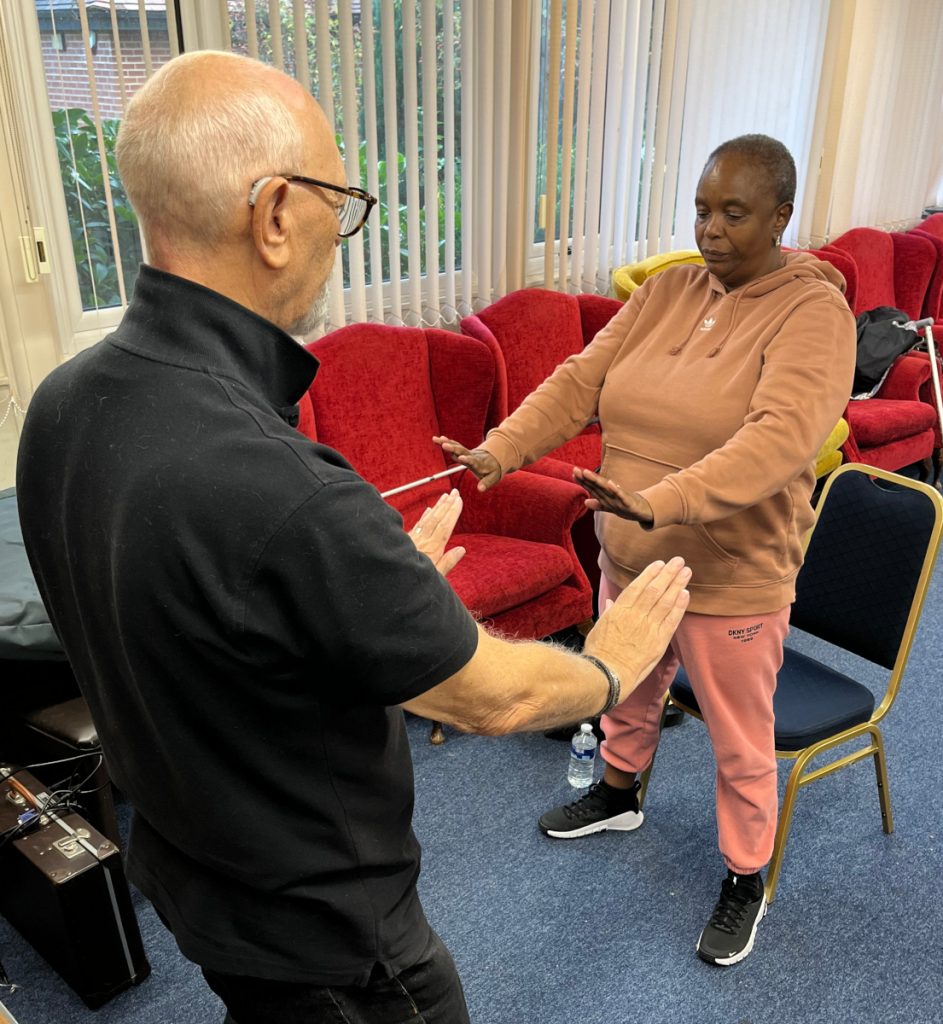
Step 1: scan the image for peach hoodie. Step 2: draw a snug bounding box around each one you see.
[479,253,856,615]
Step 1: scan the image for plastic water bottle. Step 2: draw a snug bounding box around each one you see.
[567,723,597,788]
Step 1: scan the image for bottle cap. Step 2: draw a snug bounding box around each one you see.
[580,723,592,733]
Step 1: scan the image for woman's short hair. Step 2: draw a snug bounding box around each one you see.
[705,134,796,207]
[116,52,305,249]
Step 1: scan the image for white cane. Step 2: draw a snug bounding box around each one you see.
[380,463,466,499]
[915,317,943,485]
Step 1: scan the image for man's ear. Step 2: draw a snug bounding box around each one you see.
[250,178,292,269]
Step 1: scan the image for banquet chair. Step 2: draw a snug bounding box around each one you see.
[648,464,943,903]
[298,322,594,741]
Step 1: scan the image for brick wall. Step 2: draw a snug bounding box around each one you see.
[41,29,172,120]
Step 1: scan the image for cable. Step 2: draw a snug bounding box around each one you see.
[0,753,106,852]
[1,751,104,776]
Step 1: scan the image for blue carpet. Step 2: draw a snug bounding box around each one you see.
[2,548,942,1023]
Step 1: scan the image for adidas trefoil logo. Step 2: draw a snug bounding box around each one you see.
[700,317,716,332]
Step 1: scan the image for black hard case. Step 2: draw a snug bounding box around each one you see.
[0,768,150,1008]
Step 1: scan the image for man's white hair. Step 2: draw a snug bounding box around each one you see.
[116,51,305,250]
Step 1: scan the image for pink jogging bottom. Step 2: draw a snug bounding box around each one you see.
[599,574,790,876]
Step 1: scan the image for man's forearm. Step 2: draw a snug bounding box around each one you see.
[401,557,689,736]
[401,625,611,735]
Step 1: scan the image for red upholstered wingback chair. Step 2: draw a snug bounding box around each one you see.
[827,229,894,311]
[815,240,937,475]
[890,231,938,323]
[297,321,593,672]
[912,212,943,322]
[460,288,624,600]
[907,215,943,459]
[460,289,623,478]
[910,225,943,323]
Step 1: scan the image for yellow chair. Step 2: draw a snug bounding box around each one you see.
[611,250,704,301]
[814,417,849,478]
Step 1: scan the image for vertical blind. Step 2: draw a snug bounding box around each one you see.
[541,0,832,294]
[15,0,943,353]
[801,0,943,245]
[542,0,943,291]
[231,0,538,330]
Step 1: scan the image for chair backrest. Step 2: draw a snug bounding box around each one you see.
[577,293,623,347]
[611,250,704,301]
[792,465,943,684]
[890,231,936,321]
[828,228,895,314]
[814,245,859,312]
[910,228,943,320]
[916,212,943,242]
[304,323,496,525]
[461,288,586,419]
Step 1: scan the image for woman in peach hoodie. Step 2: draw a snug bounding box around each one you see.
[436,135,856,966]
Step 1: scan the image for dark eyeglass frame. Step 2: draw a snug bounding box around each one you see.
[247,174,377,238]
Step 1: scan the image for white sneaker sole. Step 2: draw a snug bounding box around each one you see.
[696,896,767,966]
[543,809,644,839]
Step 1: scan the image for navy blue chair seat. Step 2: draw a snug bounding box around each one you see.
[670,653,876,753]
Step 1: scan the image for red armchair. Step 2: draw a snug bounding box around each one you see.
[460,288,623,599]
[891,231,938,323]
[912,213,943,322]
[827,227,938,321]
[815,241,937,475]
[910,227,943,323]
[461,289,622,477]
[908,215,943,469]
[297,322,594,737]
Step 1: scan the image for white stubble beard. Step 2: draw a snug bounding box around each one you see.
[289,281,331,338]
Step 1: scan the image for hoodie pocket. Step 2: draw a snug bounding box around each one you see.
[597,444,740,588]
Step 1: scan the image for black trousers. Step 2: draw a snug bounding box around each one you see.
[205,929,470,1024]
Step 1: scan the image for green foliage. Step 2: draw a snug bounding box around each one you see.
[339,136,462,284]
[230,0,464,287]
[52,108,143,310]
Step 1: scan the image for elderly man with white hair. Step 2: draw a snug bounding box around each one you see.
[16,51,689,1024]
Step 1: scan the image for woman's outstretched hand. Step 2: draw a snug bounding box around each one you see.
[573,467,654,525]
[433,436,503,492]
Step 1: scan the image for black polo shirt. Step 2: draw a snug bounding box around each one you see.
[16,266,478,984]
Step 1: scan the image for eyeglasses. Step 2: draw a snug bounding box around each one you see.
[248,175,377,238]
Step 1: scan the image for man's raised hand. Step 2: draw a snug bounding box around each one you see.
[584,558,691,697]
[408,489,466,576]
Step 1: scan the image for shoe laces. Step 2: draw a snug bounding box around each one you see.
[706,876,761,935]
[562,782,613,821]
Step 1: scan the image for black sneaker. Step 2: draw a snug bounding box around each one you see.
[538,780,643,839]
[696,870,766,966]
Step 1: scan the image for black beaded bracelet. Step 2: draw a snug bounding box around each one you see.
[583,654,622,716]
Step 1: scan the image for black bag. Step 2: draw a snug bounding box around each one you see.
[853,306,918,396]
